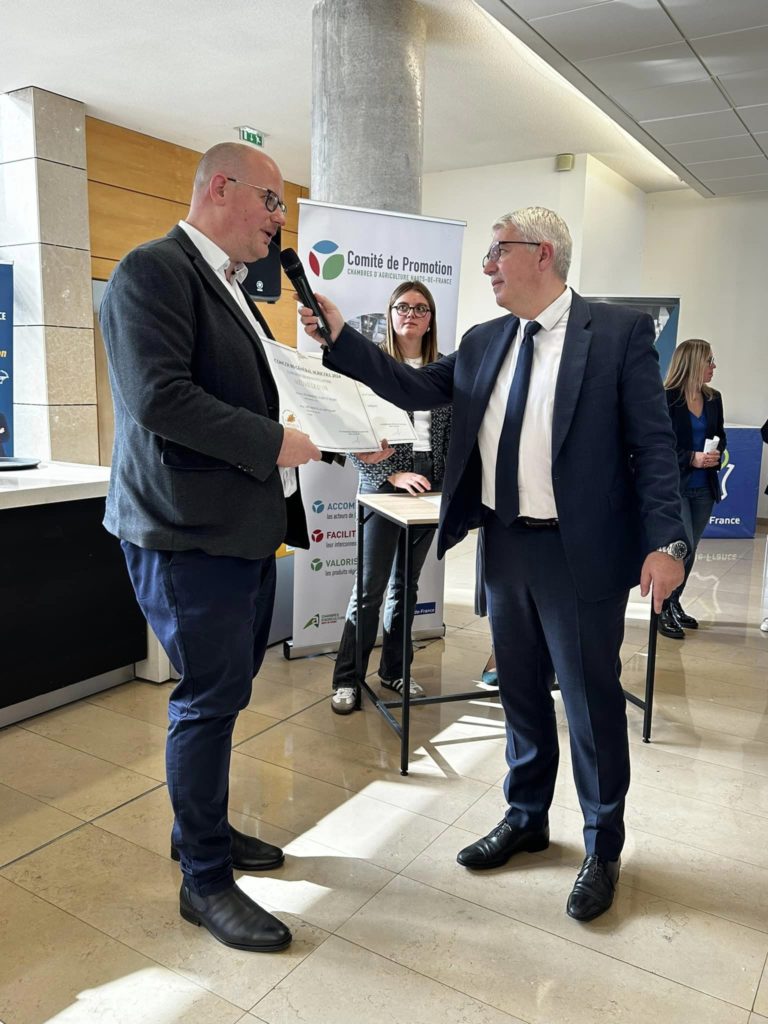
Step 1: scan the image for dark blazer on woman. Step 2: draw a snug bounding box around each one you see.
[665,387,726,503]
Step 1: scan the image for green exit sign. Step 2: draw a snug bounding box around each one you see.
[239,127,264,147]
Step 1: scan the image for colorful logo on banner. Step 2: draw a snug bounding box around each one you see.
[0,263,13,457]
[308,240,345,280]
[703,427,763,539]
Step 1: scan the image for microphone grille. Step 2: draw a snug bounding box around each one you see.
[279,248,302,277]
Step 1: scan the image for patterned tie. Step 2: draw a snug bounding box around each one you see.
[494,319,542,525]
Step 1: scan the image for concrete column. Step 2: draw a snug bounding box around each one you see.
[0,87,98,463]
[312,0,427,214]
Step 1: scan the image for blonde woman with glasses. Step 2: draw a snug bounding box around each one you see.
[660,339,726,639]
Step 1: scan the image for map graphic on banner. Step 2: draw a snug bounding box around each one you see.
[0,263,14,457]
[290,200,465,657]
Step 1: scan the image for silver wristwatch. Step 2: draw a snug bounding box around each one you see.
[656,540,688,561]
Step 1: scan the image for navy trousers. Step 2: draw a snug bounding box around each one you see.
[484,513,630,861]
[121,542,276,895]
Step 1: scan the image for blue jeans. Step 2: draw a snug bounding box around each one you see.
[671,486,714,602]
[333,452,436,689]
[121,542,275,896]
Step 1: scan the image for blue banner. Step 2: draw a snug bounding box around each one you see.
[703,426,763,539]
[0,263,13,456]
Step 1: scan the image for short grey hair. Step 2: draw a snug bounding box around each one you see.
[493,207,572,281]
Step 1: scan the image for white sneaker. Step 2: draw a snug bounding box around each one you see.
[380,677,425,697]
[331,687,357,715]
[760,617,768,633]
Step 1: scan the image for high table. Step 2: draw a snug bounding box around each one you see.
[354,492,659,775]
[355,492,500,775]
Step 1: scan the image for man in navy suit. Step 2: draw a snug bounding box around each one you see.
[101,143,322,951]
[299,207,687,921]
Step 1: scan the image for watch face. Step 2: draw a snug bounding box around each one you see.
[670,541,687,560]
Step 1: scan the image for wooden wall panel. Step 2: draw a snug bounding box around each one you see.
[86,117,199,204]
[91,256,118,282]
[89,181,188,262]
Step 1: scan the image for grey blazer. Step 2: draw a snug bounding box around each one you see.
[100,225,310,559]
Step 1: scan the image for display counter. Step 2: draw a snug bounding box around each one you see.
[0,461,147,726]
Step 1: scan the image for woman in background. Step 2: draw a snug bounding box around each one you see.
[660,339,726,639]
[330,281,452,714]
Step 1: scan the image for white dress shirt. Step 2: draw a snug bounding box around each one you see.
[478,286,572,519]
[404,356,431,451]
[177,220,296,497]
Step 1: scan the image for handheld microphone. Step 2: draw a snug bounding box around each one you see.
[279,248,334,346]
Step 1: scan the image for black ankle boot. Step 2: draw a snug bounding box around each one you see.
[658,605,685,640]
[670,599,698,630]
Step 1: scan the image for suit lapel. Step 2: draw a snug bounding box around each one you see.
[552,292,592,463]
[465,315,519,444]
[170,226,274,376]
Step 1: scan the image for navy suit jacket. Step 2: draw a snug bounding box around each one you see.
[665,388,726,504]
[325,291,684,602]
[100,225,310,558]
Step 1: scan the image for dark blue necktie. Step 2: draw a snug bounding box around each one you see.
[494,319,542,525]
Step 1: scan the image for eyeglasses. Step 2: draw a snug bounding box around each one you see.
[225,177,287,215]
[391,302,431,318]
[706,355,716,365]
[482,240,541,268]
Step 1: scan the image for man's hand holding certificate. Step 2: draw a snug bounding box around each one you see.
[262,338,417,453]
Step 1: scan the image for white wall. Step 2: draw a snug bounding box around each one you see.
[580,155,646,297]
[642,188,768,517]
[423,155,588,338]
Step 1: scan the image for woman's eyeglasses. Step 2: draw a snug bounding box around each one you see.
[391,302,430,318]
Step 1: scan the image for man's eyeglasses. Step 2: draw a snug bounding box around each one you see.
[391,302,431,318]
[225,177,287,215]
[482,240,541,267]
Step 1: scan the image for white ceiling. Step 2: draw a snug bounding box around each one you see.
[1,0,691,194]
[479,0,768,197]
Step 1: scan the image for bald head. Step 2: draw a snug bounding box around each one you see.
[186,142,286,263]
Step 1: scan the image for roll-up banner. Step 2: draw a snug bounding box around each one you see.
[703,425,763,539]
[0,263,13,456]
[288,200,465,657]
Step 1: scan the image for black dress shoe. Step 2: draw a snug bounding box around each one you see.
[180,882,292,951]
[670,599,698,629]
[658,606,685,640]
[171,825,284,871]
[566,855,620,922]
[456,820,549,869]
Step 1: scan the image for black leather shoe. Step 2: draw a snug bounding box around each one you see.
[456,820,549,869]
[180,882,292,951]
[670,599,698,629]
[566,855,620,922]
[658,606,685,640]
[171,825,284,872]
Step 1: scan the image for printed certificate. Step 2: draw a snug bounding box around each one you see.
[262,338,417,453]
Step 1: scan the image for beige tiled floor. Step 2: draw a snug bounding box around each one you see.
[1,531,767,1023]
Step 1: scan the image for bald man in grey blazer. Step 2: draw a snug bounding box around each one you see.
[101,143,321,952]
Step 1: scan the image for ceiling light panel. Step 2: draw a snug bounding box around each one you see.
[613,78,729,120]
[661,0,768,37]
[640,108,748,144]
[578,41,707,93]
[529,0,681,63]
[666,135,762,163]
